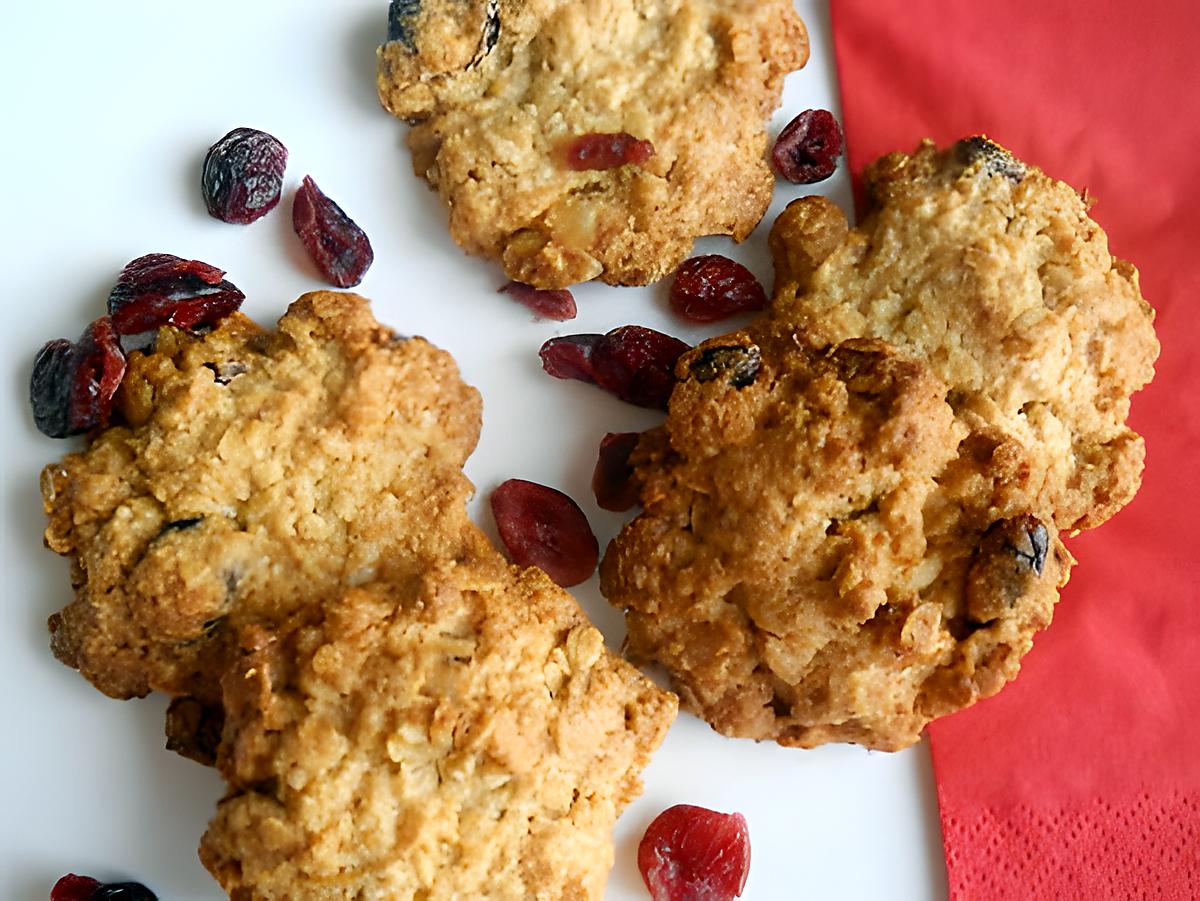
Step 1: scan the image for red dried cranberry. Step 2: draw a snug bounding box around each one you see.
[772,109,844,184]
[31,317,126,438]
[292,176,374,288]
[490,479,599,587]
[540,326,689,410]
[593,432,640,512]
[202,127,288,224]
[51,875,101,901]
[108,253,245,335]
[670,256,766,323]
[638,805,752,901]
[566,133,655,171]
[539,333,603,382]
[591,326,689,410]
[118,253,224,287]
[499,281,577,321]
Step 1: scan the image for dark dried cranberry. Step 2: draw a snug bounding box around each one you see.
[292,176,374,288]
[772,109,844,184]
[108,253,245,335]
[591,326,689,410]
[91,884,157,900]
[593,432,640,512]
[51,875,101,901]
[202,127,288,224]
[499,281,577,321]
[31,317,126,438]
[51,876,157,901]
[490,479,599,587]
[670,256,766,323]
[539,333,603,382]
[638,805,751,901]
[540,327,689,410]
[566,133,655,171]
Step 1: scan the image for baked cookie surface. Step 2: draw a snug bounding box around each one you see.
[601,138,1157,750]
[378,0,808,288]
[39,292,677,896]
[201,554,675,900]
[43,292,482,703]
[601,332,1071,751]
[769,138,1159,532]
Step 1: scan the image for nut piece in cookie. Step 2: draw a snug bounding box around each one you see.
[770,137,1160,532]
[200,556,677,899]
[41,292,483,702]
[602,330,1073,751]
[377,0,808,288]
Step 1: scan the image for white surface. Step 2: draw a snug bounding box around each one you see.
[0,2,946,898]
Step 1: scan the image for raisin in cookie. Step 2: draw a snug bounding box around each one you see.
[200,551,675,899]
[42,292,483,703]
[378,0,808,288]
[601,331,1071,751]
[769,137,1159,532]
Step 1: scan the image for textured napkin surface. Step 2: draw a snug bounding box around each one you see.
[830,1,1199,897]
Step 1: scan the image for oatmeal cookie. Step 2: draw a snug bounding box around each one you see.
[200,553,676,899]
[601,331,1072,751]
[769,137,1159,531]
[377,0,808,288]
[41,290,677,896]
[42,292,483,702]
[602,138,1158,750]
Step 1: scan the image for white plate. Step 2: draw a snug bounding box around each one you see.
[0,2,946,897]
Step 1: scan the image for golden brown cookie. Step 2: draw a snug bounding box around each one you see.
[769,137,1159,532]
[42,292,481,703]
[601,138,1157,751]
[200,552,675,899]
[39,291,677,896]
[378,0,808,288]
[601,331,1072,751]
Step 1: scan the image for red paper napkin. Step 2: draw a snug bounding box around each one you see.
[829,1,1200,897]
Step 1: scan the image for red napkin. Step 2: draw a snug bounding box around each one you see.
[829,1,1200,897]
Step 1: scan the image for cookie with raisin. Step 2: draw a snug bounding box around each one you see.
[601,330,1073,751]
[377,0,808,288]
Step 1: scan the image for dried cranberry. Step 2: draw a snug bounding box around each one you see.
[50,876,157,901]
[499,281,577,321]
[638,805,751,901]
[772,109,844,184]
[593,432,640,512]
[89,883,157,900]
[540,328,691,407]
[51,875,101,901]
[540,326,689,410]
[108,253,245,335]
[566,133,655,171]
[117,253,224,287]
[539,333,603,382]
[591,326,689,410]
[490,479,599,587]
[292,175,374,288]
[202,127,288,224]
[31,317,126,438]
[670,256,766,323]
